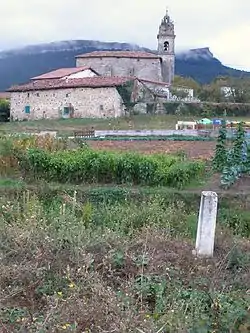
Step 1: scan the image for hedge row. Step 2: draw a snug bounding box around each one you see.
[83,135,214,141]
[161,102,250,117]
[18,148,205,188]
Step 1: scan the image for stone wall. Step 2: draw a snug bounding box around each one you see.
[76,57,162,82]
[10,87,125,121]
[160,55,175,84]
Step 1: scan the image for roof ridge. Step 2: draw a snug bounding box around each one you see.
[8,76,136,92]
[31,66,93,80]
[76,50,159,59]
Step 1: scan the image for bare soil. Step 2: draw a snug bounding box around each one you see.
[89,140,216,160]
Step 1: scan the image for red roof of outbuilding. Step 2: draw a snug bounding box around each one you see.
[31,67,98,80]
[8,76,135,92]
[76,50,160,59]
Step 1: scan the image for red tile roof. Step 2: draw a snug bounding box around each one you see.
[76,50,160,59]
[8,76,135,92]
[31,67,98,80]
[0,92,10,99]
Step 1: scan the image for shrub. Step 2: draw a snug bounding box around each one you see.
[0,99,10,122]
[163,101,250,117]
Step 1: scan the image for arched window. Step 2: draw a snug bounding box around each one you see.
[164,41,169,51]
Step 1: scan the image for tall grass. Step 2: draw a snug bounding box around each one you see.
[0,192,249,332]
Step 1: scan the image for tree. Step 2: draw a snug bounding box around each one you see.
[173,75,200,92]
[197,83,225,102]
[0,99,10,122]
[212,76,250,103]
[169,87,189,100]
[116,80,136,115]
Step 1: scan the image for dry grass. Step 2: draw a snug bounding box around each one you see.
[2,114,250,137]
[0,193,249,332]
[0,115,183,137]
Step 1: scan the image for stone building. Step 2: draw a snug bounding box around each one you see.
[8,9,176,120]
[8,76,132,120]
[76,10,175,84]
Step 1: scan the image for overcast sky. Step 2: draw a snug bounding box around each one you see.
[1,0,250,70]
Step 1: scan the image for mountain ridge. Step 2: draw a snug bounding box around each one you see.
[0,40,249,91]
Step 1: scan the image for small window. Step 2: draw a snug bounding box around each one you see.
[63,107,70,115]
[36,93,40,97]
[27,93,30,98]
[25,105,30,114]
[66,93,70,97]
[164,41,169,51]
[100,105,104,111]
[129,68,135,76]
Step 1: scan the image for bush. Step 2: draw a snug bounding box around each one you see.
[83,135,214,142]
[17,148,205,188]
[0,99,10,122]
[163,102,250,117]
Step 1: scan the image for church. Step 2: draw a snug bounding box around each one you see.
[76,10,175,84]
[8,10,177,121]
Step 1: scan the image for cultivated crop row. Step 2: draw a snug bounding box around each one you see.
[16,148,205,188]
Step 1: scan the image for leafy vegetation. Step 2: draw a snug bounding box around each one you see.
[212,121,227,172]
[83,135,214,141]
[212,121,250,188]
[16,147,204,188]
[163,101,250,117]
[0,99,10,122]
[116,80,136,114]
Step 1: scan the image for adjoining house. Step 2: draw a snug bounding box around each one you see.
[30,66,99,80]
[8,76,134,120]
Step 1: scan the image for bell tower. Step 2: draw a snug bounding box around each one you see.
[157,9,175,84]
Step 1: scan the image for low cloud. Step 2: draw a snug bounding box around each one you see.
[1,0,249,70]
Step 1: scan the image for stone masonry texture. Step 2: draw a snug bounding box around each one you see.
[76,57,162,82]
[10,87,125,120]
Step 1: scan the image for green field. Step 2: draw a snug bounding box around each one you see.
[0,121,249,332]
[0,115,182,136]
[2,114,250,136]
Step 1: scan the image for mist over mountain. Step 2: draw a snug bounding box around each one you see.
[0,40,249,91]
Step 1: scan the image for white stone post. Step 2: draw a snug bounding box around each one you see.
[194,191,218,258]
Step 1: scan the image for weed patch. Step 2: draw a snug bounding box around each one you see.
[0,192,249,331]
